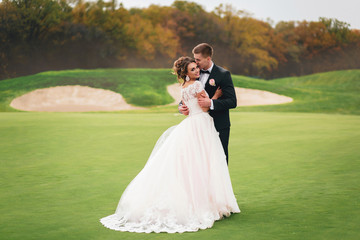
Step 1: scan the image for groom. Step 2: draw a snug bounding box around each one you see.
[179,43,237,164]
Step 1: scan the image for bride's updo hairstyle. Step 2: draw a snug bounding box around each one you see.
[173,56,195,85]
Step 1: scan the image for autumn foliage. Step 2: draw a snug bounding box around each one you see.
[1,0,359,80]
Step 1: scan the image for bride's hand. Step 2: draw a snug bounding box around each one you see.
[212,87,222,100]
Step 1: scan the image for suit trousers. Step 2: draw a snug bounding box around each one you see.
[218,127,230,165]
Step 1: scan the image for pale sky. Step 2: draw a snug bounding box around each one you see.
[118,0,360,29]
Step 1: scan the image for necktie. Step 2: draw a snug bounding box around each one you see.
[200,69,210,74]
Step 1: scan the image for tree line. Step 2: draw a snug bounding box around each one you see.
[1,0,360,80]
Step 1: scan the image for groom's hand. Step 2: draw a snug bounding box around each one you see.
[198,93,211,108]
[179,104,189,115]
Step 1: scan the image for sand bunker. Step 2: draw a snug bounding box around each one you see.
[234,87,293,106]
[11,83,293,112]
[10,85,144,112]
[167,83,293,106]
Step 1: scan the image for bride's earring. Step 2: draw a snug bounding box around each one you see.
[185,75,190,82]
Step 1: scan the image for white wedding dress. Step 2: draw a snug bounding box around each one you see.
[100,81,240,233]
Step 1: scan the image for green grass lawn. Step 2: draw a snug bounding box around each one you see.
[0,68,359,115]
[0,68,359,239]
[1,111,359,240]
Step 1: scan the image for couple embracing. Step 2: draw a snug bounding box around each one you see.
[100,43,240,233]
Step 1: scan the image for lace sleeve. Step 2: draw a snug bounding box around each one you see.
[181,81,206,102]
[194,81,204,94]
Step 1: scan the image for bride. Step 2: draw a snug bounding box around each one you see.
[100,56,240,233]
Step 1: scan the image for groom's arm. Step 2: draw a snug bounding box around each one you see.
[212,71,237,111]
[178,100,189,115]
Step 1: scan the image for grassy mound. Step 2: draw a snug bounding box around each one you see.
[0,68,359,114]
[232,69,360,115]
[0,68,177,111]
[1,112,359,239]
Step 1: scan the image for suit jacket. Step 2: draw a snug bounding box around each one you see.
[204,64,237,131]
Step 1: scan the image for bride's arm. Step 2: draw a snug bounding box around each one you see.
[212,87,222,100]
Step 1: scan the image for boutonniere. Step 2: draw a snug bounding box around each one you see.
[209,79,216,86]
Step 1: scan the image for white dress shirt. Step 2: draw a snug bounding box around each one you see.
[199,62,215,110]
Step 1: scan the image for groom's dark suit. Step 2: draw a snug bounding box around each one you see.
[203,64,237,164]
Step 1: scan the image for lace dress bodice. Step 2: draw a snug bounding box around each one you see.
[181,81,207,116]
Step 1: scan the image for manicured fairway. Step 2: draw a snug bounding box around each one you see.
[1,112,359,240]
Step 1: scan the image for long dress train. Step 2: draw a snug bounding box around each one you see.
[100,81,240,233]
